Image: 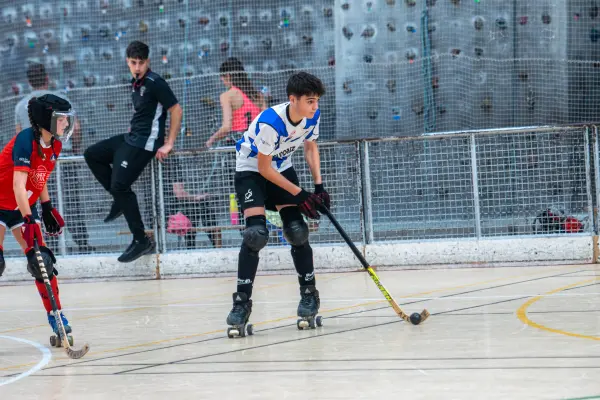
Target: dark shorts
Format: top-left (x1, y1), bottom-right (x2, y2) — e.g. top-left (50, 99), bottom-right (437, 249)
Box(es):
top-left (234, 167), bottom-right (299, 212)
top-left (0, 207), bottom-right (40, 231)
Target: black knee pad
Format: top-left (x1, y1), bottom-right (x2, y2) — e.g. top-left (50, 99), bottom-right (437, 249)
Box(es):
top-left (26, 246), bottom-right (57, 281)
top-left (242, 215), bottom-right (269, 252)
top-left (280, 207), bottom-right (309, 246)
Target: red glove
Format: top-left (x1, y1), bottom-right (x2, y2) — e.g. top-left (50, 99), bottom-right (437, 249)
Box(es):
top-left (21, 215), bottom-right (43, 250)
top-left (41, 201), bottom-right (65, 236)
top-left (294, 189), bottom-right (322, 220)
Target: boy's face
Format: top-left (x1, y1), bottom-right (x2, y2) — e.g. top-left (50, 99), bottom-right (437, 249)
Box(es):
top-left (127, 57), bottom-right (150, 79)
top-left (289, 94), bottom-right (320, 119)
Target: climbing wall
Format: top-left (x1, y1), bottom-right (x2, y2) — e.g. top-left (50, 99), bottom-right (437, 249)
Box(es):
top-left (568, 0), bottom-right (600, 123)
top-left (0, 0), bottom-right (336, 147)
top-left (334, 0), bottom-right (575, 139)
top-left (0, 0), bottom-right (598, 143)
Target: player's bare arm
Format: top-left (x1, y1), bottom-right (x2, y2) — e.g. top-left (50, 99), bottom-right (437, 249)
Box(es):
top-left (13, 170), bottom-right (33, 217)
top-left (156, 103), bottom-right (183, 162)
top-left (257, 152), bottom-right (302, 196)
top-left (303, 140), bottom-right (322, 185)
top-left (40, 182), bottom-right (51, 203)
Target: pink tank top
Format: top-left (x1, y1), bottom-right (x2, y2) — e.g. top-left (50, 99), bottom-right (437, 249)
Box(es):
top-left (231, 86), bottom-right (261, 132)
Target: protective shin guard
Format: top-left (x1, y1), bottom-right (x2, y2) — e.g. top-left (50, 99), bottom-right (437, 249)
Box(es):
top-left (35, 276), bottom-right (62, 313)
top-left (291, 243), bottom-right (316, 286)
top-left (237, 244), bottom-right (260, 298)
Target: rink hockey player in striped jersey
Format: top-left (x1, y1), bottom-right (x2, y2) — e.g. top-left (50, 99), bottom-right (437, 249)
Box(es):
top-left (226, 72), bottom-right (329, 337)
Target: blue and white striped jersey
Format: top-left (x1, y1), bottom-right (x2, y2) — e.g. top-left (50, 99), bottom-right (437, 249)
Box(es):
top-left (235, 102), bottom-right (320, 173)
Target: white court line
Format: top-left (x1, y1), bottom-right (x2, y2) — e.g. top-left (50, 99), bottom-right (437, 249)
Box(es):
top-left (0, 293), bottom-right (598, 314)
top-left (0, 292), bottom-right (600, 314)
top-left (0, 335), bottom-right (51, 387)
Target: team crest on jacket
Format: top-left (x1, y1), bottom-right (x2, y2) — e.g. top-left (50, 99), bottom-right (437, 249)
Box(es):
top-left (29, 165), bottom-right (51, 190)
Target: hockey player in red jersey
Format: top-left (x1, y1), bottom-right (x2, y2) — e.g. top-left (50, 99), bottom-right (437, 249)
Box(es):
top-left (0, 94), bottom-right (75, 341)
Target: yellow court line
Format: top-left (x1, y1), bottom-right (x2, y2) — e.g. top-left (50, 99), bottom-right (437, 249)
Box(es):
top-left (516, 277), bottom-right (600, 341)
top-left (0, 275), bottom-right (341, 335)
top-left (56, 266), bottom-right (592, 358)
top-left (0, 361), bottom-right (40, 372)
top-left (1, 266), bottom-right (593, 370)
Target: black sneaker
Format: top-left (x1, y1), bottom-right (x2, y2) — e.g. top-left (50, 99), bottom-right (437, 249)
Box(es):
top-left (104, 201), bottom-right (123, 223)
top-left (117, 237), bottom-right (155, 263)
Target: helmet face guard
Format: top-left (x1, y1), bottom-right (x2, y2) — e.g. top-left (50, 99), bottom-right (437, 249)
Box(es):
top-left (50, 110), bottom-right (76, 143)
top-left (29, 94), bottom-right (75, 143)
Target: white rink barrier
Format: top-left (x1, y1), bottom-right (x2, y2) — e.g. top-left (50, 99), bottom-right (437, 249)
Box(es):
top-left (0, 236), bottom-right (594, 282)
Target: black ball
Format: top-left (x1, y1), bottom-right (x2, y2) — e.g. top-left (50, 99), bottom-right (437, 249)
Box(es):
top-left (409, 312), bottom-right (422, 325)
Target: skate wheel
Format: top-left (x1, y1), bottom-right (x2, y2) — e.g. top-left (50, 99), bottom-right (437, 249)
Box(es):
top-left (297, 319), bottom-right (309, 330)
top-left (49, 335), bottom-right (57, 347)
top-left (227, 327), bottom-right (238, 338)
top-left (316, 316), bottom-right (323, 327)
top-left (309, 318), bottom-right (316, 329)
top-left (239, 325), bottom-right (246, 338)
top-left (246, 324), bottom-right (254, 336)
top-left (67, 336), bottom-right (74, 346)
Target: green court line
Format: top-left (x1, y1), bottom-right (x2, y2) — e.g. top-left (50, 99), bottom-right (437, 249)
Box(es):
top-left (563, 395), bottom-right (600, 400)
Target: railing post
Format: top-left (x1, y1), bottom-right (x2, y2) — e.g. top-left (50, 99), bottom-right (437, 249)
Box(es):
top-left (361, 141), bottom-right (374, 244)
top-left (584, 127), bottom-right (594, 234)
top-left (157, 161), bottom-right (167, 254)
top-left (593, 126), bottom-right (600, 235)
top-left (55, 160), bottom-right (67, 255)
top-left (470, 133), bottom-right (482, 238)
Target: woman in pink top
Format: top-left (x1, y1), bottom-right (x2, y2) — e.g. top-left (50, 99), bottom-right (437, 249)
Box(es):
top-left (205, 58), bottom-right (266, 148)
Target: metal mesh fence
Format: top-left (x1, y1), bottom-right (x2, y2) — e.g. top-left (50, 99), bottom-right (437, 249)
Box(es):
top-left (476, 128), bottom-right (590, 236)
top-left (366, 126), bottom-right (592, 242)
top-left (0, 126), bottom-right (590, 259)
top-left (160, 142), bottom-right (363, 253)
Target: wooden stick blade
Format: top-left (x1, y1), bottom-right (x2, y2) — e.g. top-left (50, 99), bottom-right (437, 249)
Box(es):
top-left (66, 343), bottom-right (90, 359)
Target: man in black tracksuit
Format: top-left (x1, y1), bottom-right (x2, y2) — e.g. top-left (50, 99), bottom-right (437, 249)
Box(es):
top-left (84, 40), bottom-right (183, 263)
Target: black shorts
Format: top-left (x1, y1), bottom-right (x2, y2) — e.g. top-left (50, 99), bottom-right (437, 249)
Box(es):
top-left (235, 167), bottom-right (299, 212)
top-left (0, 207), bottom-right (40, 231)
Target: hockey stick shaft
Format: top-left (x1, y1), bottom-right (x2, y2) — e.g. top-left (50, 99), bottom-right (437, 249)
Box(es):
top-left (320, 207), bottom-right (429, 323)
top-left (34, 240), bottom-right (89, 359)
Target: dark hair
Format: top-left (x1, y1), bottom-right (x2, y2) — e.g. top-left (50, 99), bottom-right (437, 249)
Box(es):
top-left (286, 72), bottom-right (325, 98)
top-left (26, 63), bottom-right (47, 89)
top-left (27, 97), bottom-right (45, 159)
top-left (219, 57), bottom-right (262, 104)
top-left (126, 40), bottom-right (150, 60)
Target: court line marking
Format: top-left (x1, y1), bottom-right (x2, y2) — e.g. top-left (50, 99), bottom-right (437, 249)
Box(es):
top-left (517, 277), bottom-right (600, 341)
top-left (19, 366), bottom-right (600, 377)
top-left (112, 274), bottom-right (589, 374)
top-left (2, 275), bottom-right (592, 378)
top-left (113, 276), bottom-right (600, 375)
top-left (1, 267), bottom-right (590, 372)
top-left (0, 335), bottom-right (51, 386)
top-left (0, 275), bottom-right (341, 335)
top-left (111, 293), bottom-right (585, 374)
top-left (58, 267), bottom-right (591, 359)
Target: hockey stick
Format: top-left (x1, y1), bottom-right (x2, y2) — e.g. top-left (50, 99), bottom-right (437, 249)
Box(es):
top-left (34, 240), bottom-right (90, 358)
top-left (320, 207), bottom-right (430, 325)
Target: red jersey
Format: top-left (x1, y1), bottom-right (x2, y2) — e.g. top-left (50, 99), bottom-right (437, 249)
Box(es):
top-left (231, 86), bottom-right (261, 132)
top-left (0, 128), bottom-right (62, 210)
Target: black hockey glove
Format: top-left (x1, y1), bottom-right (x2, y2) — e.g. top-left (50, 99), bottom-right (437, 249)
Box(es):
top-left (314, 184), bottom-right (330, 211)
top-left (293, 189), bottom-right (322, 220)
